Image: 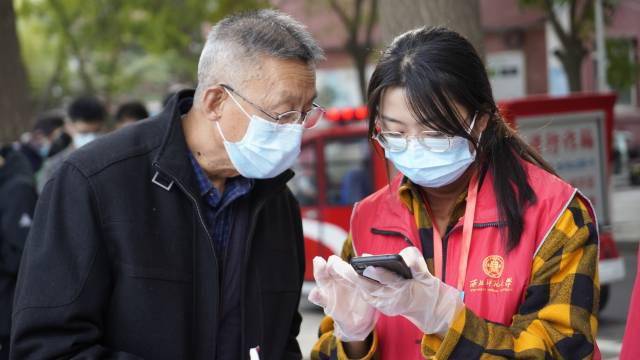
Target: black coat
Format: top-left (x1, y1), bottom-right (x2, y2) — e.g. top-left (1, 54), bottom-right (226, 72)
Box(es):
top-left (0, 146), bottom-right (37, 348)
top-left (10, 90), bottom-right (305, 360)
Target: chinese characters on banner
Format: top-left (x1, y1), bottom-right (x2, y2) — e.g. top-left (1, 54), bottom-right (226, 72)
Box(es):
top-left (517, 111), bottom-right (608, 224)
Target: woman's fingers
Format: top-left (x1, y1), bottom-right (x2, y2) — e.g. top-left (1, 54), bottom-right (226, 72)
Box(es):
top-left (326, 255), bottom-right (360, 285)
top-left (308, 286), bottom-right (328, 308)
top-left (362, 266), bottom-right (402, 285)
top-left (399, 246), bottom-right (430, 276)
top-left (313, 256), bottom-right (331, 287)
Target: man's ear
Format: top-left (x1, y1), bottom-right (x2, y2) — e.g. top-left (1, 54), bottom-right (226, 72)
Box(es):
top-left (200, 86), bottom-right (228, 121)
top-left (64, 121), bottom-right (76, 136)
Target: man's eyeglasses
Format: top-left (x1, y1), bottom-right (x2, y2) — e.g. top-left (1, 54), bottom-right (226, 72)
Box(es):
top-left (221, 84), bottom-right (324, 129)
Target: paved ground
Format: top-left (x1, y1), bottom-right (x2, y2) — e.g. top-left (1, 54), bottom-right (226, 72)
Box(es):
top-left (296, 185), bottom-right (640, 359)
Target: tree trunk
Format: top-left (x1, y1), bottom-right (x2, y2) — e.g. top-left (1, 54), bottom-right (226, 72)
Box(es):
top-left (379, 0), bottom-right (484, 57)
top-left (558, 53), bottom-right (584, 92)
top-left (555, 41), bottom-right (586, 92)
top-left (0, 0), bottom-right (32, 143)
top-left (353, 47), bottom-right (369, 104)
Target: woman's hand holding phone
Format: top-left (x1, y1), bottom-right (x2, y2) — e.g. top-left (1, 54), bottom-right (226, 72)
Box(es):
top-left (350, 247), bottom-right (464, 337)
top-left (308, 255), bottom-right (378, 342)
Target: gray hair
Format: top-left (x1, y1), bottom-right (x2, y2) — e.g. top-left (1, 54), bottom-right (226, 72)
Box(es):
top-left (195, 9), bottom-right (325, 101)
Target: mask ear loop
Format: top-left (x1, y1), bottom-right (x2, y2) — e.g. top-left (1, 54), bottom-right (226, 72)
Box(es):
top-left (467, 111), bottom-right (479, 134)
top-left (215, 120), bottom-right (229, 142)
top-left (216, 87), bottom-right (253, 143)
top-left (224, 88), bottom-right (253, 119)
top-left (467, 111), bottom-right (482, 154)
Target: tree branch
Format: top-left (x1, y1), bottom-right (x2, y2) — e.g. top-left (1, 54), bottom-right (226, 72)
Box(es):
top-left (544, 0), bottom-right (570, 46)
top-left (364, 0), bottom-right (378, 47)
top-left (575, 0), bottom-right (595, 33)
top-left (38, 43), bottom-right (66, 111)
top-left (48, 0), bottom-right (95, 94)
top-left (353, 0), bottom-right (364, 37)
top-left (327, 0), bottom-right (353, 30)
top-left (569, 0), bottom-right (577, 36)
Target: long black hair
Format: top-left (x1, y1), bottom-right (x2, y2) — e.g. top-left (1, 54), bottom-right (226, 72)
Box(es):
top-left (367, 26), bottom-right (554, 251)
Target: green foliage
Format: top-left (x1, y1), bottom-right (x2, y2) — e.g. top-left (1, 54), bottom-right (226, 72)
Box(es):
top-left (14, 0), bottom-right (268, 109)
top-left (518, 0), bottom-right (620, 92)
top-left (606, 38), bottom-right (639, 91)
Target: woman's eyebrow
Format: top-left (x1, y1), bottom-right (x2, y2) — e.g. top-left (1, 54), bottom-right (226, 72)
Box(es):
top-left (379, 114), bottom-right (405, 124)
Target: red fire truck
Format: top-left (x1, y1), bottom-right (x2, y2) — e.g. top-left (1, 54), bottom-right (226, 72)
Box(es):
top-left (290, 93), bottom-right (625, 309)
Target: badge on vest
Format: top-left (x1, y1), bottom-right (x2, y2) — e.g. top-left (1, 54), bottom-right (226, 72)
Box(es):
top-left (483, 255), bottom-right (504, 278)
top-left (468, 255), bottom-right (514, 293)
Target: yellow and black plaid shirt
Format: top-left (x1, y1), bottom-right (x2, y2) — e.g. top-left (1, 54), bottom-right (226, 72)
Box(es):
top-left (312, 178), bottom-right (599, 360)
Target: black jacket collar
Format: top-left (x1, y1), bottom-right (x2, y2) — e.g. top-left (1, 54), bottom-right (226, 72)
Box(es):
top-left (152, 90), bottom-right (294, 198)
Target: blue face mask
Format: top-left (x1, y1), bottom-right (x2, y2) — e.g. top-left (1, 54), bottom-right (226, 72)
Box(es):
top-left (73, 132), bottom-right (99, 149)
top-left (217, 89), bottom-right (304, 179)
top-left (38, 142), bottom-right (51, 158)
top-left (385, 114), bottom-right (479, 188)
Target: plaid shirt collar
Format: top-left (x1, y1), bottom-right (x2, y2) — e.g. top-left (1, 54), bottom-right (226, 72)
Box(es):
top-left (187, 152), bottom-right (253, 208)
top-left (398, 177), bottom-right (468, 229)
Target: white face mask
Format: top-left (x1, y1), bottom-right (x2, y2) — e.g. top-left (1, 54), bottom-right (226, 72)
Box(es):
top-left (73, 132), bottom-right (99, 149)
top-left (385, 113), bottom-right (480, 188)
top-left (217, 89), bottom-right (304, 179)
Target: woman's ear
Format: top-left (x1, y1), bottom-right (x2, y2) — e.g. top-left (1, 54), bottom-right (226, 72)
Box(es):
top-left (473, 112), bottom-right (490, 140)
top-left (478, 113), bottom-right (489, 132)
top-left (200, 86), bottom-right (227, 121)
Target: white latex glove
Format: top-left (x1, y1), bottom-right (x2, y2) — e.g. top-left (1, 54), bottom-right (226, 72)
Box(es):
top-left (308, 255), bottom-right (378, 342)
top-left (354, 247), bottom-right (464, 337)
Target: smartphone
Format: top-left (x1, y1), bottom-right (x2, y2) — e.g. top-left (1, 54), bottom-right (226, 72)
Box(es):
top-left (350, 254), bottom-right (413, 280)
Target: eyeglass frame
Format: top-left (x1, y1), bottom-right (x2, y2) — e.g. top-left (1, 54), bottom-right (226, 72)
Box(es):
top-left (372, 111), bottom-right (479, 153)
top-left (220, 84), bottom-right (324, 128)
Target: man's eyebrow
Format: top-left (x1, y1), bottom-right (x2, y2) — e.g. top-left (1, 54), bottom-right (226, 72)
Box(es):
top-left (273, 92), bottom-right (317, 110)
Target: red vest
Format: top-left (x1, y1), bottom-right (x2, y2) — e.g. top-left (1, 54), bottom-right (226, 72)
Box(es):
top-left (350, 162), bottom-right (600, 359)
top-left (620, 246), bottom-right (640, 359)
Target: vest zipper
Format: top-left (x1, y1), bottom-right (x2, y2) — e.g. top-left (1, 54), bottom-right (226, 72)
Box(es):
top-left (369, 221), bottom-right (504, 282)
top-left (474, 221), bottom-right (506, 228)
top-left (370, 228), bottom-right (416, 247)
top-left (438, 221), bottom-right (505, 281)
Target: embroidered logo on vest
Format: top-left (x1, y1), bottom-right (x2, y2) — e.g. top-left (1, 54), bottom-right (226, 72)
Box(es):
top-left (482, 255), bottom-right (504, 278)
top-left (468, 255), bottom-right (512, 294)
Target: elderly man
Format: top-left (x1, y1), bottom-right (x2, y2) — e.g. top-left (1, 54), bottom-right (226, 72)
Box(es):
top-left (11, 10), bottom-right (324, 360)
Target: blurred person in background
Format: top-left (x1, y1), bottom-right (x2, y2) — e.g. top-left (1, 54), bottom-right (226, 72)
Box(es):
top-left (0, 145), bottom-right (37, 360)
top-left (46, 131), bottom-right (72, 159)
top-left (16, 113), bottom-right (65, 173)
top-left (10, 9), bottom-right (324, 360)
top-left (38, 96), bottom-right (106, 191)
top-left (310, 27), bottom-right (600, 360)
top-left (114, 101), bottom-right (149, 129)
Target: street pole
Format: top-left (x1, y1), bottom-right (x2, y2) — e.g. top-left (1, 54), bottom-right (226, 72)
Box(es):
top-left (595, 0), bottom-right (608, 92)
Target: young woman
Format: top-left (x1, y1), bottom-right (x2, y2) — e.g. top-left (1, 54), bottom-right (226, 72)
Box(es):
top-left (310, 26), bottom-right (600, 359)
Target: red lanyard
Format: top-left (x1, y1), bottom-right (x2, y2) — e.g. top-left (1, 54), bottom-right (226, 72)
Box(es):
top-left (423, 172), bottom-right (479, 291)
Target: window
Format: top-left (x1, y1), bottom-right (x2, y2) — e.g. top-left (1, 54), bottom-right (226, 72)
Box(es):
top-left (324, 137), bottom-right (373, 205)
top-left (289, 143), bottom-right (318, 206)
